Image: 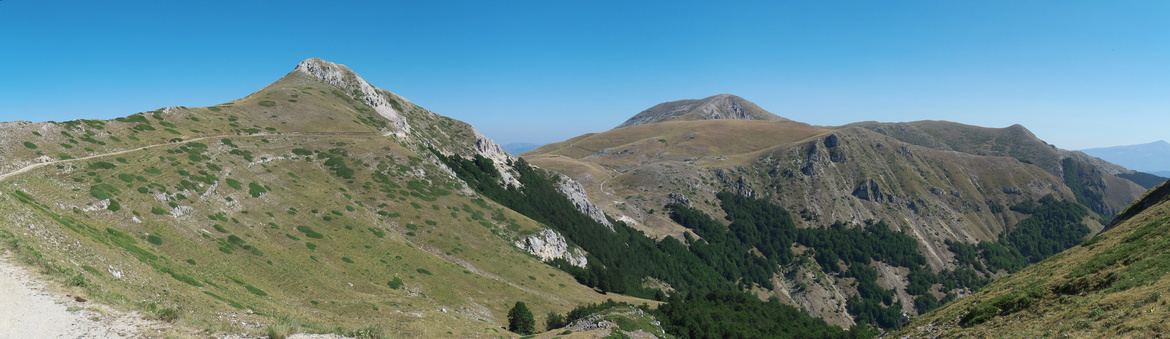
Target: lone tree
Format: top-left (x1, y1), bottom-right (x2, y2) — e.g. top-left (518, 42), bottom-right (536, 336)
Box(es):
top-left (508, 302), bottom-right (535, 334)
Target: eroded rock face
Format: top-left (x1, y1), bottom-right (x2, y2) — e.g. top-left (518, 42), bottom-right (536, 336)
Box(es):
top-left (470, 128), bottom-right (520, 187)
top-left (557, 176), bottom-right (614, 231)
top-left (715, 168), bottom-right (756, 197)
top-left (852, 179), bottom-right (891, 203)
top-left (824, 134), bottom-right (841, 148)
top-left (514, 229), bottom-right (588, 268)
top-left (801, 143), bottom-right (821, 176)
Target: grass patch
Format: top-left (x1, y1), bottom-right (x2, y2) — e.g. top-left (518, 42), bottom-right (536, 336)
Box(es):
top-left (249, 182), bottom-right (268, 197)
top-left (266, 316), bottom-right (300, 339)
top-left (296, 226), bottom-right (324, 239)
top-left (155, 307), bottom-right (180, 322)
top-left (959, 287), bottom-right (1045, 327)
top-left (246, 284), bottom-right (268, 297)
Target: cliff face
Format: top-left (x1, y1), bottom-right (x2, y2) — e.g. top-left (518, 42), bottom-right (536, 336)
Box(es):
top-left (557, 175), bottom-right (614, 230)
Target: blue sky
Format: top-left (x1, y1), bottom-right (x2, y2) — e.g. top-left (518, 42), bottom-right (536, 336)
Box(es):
top-left (1, 1), bottom-right (1167, 149)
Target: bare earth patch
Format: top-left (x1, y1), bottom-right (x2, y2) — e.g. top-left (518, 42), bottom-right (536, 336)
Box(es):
top-left (0, 250), bottom-right (169, 338)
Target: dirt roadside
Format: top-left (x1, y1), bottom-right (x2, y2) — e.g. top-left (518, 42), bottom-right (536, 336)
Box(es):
top-left (0, 250), bottom-right (172, 338)
top-left (0, 249), bottom-right (350, 338)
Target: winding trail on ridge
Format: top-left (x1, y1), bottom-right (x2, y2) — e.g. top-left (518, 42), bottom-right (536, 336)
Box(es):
top-left (0, 132), bottom-right (380, 183)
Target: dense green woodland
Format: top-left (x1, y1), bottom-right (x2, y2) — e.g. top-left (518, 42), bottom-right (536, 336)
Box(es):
top-left (1117, 171), bottom-right (1168, 190)
top-left (1061, 158), bottom-right (1109, 216)
top-left (439, 153), bottom-right (1095, 335)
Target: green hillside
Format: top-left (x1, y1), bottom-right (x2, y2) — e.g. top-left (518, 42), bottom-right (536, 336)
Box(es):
top-left (524, 96), bottom-right (1146, 329)
top-left (0, 59), bottom-right (648, 337)
top-left (893, 180), bottom-right (1170, 337)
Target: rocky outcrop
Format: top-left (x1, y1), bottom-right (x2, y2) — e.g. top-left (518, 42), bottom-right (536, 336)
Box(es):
top-left (853, 179), bottom-right (892, 203)
top-left (557, 176), bottom-right (613, 230)
top-left (295, 59), bottom-right (521, 187)
top-left (715, 168), bottom-right (756, 197)
top-left (514, 229), bottom-right (588, 268)
top-left (825, 134), bottom-right (848, 163)
top-left (824, 134), bottom-right (841, 148)
top-left (471, 128), bottom-right (520, 187)
top-left (294, 58), bottom-right (412, 139)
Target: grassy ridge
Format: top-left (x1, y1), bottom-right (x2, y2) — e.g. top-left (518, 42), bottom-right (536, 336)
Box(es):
top-left (0, 65), bottom-right (645, 336)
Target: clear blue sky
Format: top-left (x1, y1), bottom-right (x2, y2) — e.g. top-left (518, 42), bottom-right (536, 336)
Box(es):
top-left (1, 1), bottom-right (1167, 149)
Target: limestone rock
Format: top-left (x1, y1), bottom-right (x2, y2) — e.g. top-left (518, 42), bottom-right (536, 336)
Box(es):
top-left (557, 176), bottom-right (613, 231)
top-left (514, 229), bottom-right (588, 268)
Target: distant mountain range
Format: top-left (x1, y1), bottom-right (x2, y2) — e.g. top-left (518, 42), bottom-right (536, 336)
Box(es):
top-left (1081, 140), bottom-right (1170, 175)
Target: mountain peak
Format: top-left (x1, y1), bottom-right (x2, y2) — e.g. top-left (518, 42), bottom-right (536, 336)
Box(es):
top-left (295, 58), bottom-right (359, 85)
top-left (288, 58), bottom-right (412, 137)
top-left (616, 94), bottom-right (788, 128)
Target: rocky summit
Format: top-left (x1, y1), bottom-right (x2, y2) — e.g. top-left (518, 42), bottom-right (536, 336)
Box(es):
top-left (615, 93), bottom-right (789, 128)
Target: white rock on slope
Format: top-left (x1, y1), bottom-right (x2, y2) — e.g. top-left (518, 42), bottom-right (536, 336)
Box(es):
top-left (514, 229), bottom-right (588, 268)
top-left (557, 176), bottom-right (614, 231)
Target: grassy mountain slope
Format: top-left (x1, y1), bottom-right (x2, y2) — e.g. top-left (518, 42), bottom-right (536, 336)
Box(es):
top-left (892, 180), bottom-right (1170, 337)
top-left (0, 59), bottom-right (644, 337)
top-left (525, 119), bottom-right (827, 239)
top-left (848, 120), bottom-right (1147, 216)
top-left (523, 97), bottom-right (1144, 328)
top-left (615, 93), bottom-right (789, 128)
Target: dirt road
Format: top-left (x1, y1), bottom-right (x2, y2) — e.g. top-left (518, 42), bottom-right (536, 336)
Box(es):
top-left (0, 251), bottom-right (164, 338)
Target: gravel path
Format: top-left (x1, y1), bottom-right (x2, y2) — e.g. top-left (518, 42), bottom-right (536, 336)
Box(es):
top-left (0, 251), bottom-right (165, 338)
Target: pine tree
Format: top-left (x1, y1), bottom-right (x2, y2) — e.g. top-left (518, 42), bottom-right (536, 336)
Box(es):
top-left (508, 302), bottom-right (535, 334)
top-left (546, 311), bottom-right (566, 331)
